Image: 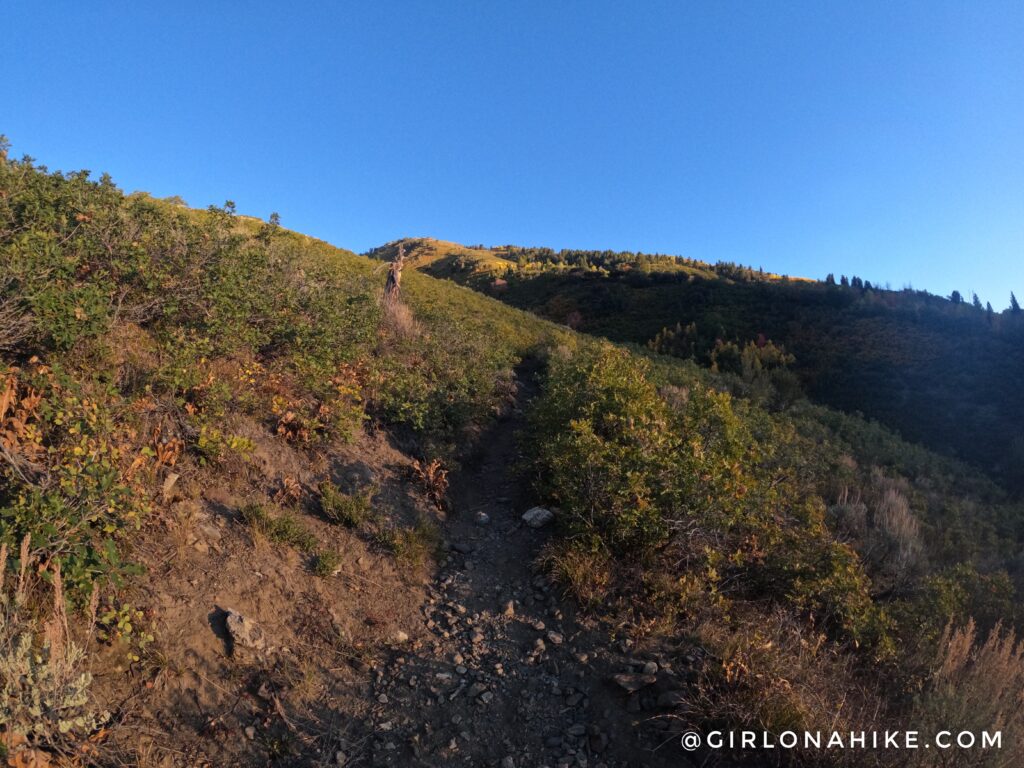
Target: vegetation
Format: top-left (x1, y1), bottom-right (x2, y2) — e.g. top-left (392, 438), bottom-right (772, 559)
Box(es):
top-left (318, 481), bottom-right (374, 529)
top-left (528, 341), bottom-right (1024, 757)
top-left (3, 141), bottom-right (1023, 764)
top-left (381, 238), bottom-right (1024, 492)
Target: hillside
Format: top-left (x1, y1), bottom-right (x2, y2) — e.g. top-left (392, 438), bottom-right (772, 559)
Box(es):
top-left (374, 239), bottom-right (1024, 491)
top-left (2, 145), bottom-right (1024, 767)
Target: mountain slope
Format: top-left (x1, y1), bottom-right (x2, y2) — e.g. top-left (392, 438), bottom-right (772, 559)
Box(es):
top-left (2, 147), bottom-right (1024, 766)
top-left (376, 238), bottom-right (1024, 489)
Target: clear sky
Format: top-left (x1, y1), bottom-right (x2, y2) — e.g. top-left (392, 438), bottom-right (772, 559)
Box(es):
top-left (3, 1), bottom-right (1022, 306)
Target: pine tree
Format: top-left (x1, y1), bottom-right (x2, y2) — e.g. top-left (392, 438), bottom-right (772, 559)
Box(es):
top-left (950, 290), bottom-right (963, 304)
top-left (1012, 293), bottom-right (1021, 314)
top-left (972, 293), bottom-right (983, 310)
top-left (825, 273), bottom-right (836, 285)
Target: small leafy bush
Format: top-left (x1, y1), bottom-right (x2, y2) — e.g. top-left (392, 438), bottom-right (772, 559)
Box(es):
top-left (319, 481), bottom-right (373, 528)
top-left (312, 550), bottom-right (341, 578)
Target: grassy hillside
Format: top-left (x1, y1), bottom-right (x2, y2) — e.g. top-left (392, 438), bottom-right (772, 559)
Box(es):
top-left (2, 144), bottom-right (1024, 765)
top-left (377, 239), bottom-right (1024, 491)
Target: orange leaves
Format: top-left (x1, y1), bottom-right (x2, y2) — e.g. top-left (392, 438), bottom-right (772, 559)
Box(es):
top-left (274, 407), bottom-right (309, 443)
top-left (1, 366), bottom-right (46, 470)
top-left (273, 476), bottom-right (302, 506)
top-left (126, 425), bottom-right (182, 482)
top-left (0, 724), bottom-right (109, 767)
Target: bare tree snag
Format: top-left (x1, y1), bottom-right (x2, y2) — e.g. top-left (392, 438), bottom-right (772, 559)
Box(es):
top-left (384, 244), bottom-right (405, 304)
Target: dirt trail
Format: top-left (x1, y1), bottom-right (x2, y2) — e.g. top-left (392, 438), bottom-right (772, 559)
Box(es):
top-left (99, 363), bottom-right (699, 767)
top-left (360, 363), bottom-right (692, 768)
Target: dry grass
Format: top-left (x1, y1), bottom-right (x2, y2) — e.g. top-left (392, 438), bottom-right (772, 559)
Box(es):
top-left (380, 298), bottom-right (419, 339)
top-left (907, 619), bottom-right (1024, 767)
top-left (539, 541), bottom-right (612, 607)
top-left (375, 517), bottom-right (441, 569)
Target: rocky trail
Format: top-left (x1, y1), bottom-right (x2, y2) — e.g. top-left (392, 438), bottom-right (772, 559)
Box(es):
top-left (100, 364), bottom-right (704, 768)
top-left (357, 365), bottom-right (696, 768)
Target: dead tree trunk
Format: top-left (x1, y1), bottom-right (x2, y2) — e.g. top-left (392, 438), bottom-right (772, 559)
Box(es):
top-left (384, 244), bottom-right (404, 304)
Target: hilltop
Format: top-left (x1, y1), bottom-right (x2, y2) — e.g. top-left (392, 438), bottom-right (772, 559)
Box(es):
top-left (2, 145), bottom-right (1024, 767)
top-left (374, 238), bottom-right (1024, 491)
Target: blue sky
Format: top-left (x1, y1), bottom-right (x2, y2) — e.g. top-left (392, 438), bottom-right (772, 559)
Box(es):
top-left (3, 1), bottom-right (1022, 306)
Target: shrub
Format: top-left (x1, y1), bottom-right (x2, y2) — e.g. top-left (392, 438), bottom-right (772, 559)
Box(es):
top-left (411, 459), bottom-right (448, 511)
top-left (1, 362), bottom-right (148, 598)
top-left (376, 518), bottom-right (441, 568)
top-left (0, 539), bottom-right (108, 755)
top-left (319, 481), bottom-right (373, 528)
top-left (312, 550), bottom-right (341, 578)
top-left (238, 502), bottom-right (318, 553)
top-left (528, 344), bottom-right (678, 555)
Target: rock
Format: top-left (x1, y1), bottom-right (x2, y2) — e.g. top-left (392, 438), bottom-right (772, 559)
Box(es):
top-left (393, 630), bottom-right (410, 643)
top-left (475, 511), bottom-right (491, 526)
top-left (656, 690), bottom-right (689, 708)
top-left (468, 682), bottom-right (488, 698)
top-left (451, 541), bottom-right (475, 554)
top-left (522, 506), bottom-right (555, 528)
top-left (470, 630), bottom-right (485, 644)
top-left (547, 631), bottom-right (564, 645)
top-left (244, 725), bottom-right (256, 740)
top-left (501, 758), bottom-right (516, 768)
top-left (611, 673), bottom-right (657, 693)
top-left (589, 732), bottom-right (609, 752)
top-left (502, 600), bottom-right (516, 617)
top-left (566, 724), bottom-right (586, 737)
top-left (377, 693), bottom-right (389, 704)
top-left (225, 609), bottom-right (266, 653)
top-left (343, 464), bottom-right (376, 491)
top-left (335, 751), bottom-right (348, 766)
top-left (161, 471), bottom-right (180, 503)
top-left (641, 660), bottom-right (658, 675)
top-left (479, 690), bottom-right (494, 704)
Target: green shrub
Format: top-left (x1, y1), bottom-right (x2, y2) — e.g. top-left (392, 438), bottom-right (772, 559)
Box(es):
top-left (319, 481), bottom-right (373, 528)
top-left (238, 502), bottom-right (318, 553)
top-left (528, 344), bottom-right (678, 555)
top-left (312, 550), bottom-right (341, 578)
top-left (375, 518), bottom-right (441, 568)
